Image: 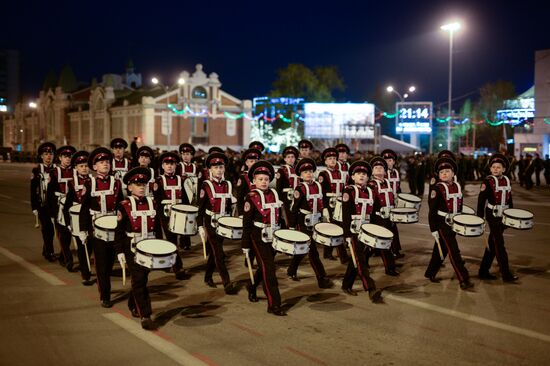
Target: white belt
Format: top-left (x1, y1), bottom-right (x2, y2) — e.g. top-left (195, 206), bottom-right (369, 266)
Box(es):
top-left (300, 208), bottom-right (314, 215)
top-left (90, 210), bottom-right (115, 218)
top-left (254, 222), bottom-right (280, 229)
top-left (487, 203), bottom-right (509, 210)
top-left (54, 192), bottom-right (65, 197)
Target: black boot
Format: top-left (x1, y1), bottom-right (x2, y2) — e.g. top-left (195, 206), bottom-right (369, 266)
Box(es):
top-left (247, 284), bottom-right (259, 302)
top-left (267, 305), bottom-right (287, 316)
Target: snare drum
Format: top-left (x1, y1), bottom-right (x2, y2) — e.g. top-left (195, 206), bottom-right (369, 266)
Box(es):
top-left (358, 224), bottom-right (394, 249)
top-left (312, 223), bottom-right (344, 247)
top-left (57, 196), bottom-right (67, 226)
top-left (168, 204), bottom-right (199, 235)
top-left (389, 208), bottom-right (419, 223)
top-left (396, 193), bottom-right (422, 210)
top-left (93, 215), bottom-right (117, 242)
top-left (272, 229), bottom-right (310, 255)
top-left (69, 204), bottom-right (81, 236)
top-left (332, 197), bottom-right (343, 222)
top-left (502, 208), bottom-right (534, 230)
top-left (216, 216), bottom-right (243, 240)
top-left (462, 205), bottom-right (475, 215)
top-left (135, 239), bottom-right (177, 269)
top-left (452, 214), bottom-right (485, 237)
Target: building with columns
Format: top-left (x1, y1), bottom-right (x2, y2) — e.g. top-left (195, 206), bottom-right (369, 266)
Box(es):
top-left (3, 63), bottom-right (252, 152)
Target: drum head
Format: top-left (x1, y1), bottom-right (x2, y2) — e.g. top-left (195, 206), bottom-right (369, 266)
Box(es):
top-left (172, 204), bottom-right (199, 213)
top-left (503, 208), bottom-right (533, 219)
top-left (274, 229), bottom-right (310, 242)
top-left (314, 223), bottom-right (344, 237)
top-left (360, 224), bottom-right (393, 239)
top-left (391, 208), bottom-right (417, 214)
top-left (94, 215), bottom-right (117, 229)
top-left (453, 214), bottom-right (484, 226)
top-left (398, 193), bottom-right (421, 203)
top-left (137, 239), bottom-right (177, 255)
top-left (462, 205), bottom-right (475, 215)
top-left (69, 204), bottom-right (81, 213)
top-left (218, 216), bottom-right (243, 228)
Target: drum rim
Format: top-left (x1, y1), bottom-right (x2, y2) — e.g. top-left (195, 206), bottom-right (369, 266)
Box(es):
top-left (398, 193), bottom-right (422, 202)
top-left (313, 223), bottom-right (344, 237)
top-left (69, 205), bottom-right (81, 213)
top-left (171, 204), bottom-right (199, 213)
top-left (93, 215), bottom-right (117, 230)
top-left (360, 224), bottom-right (393, 239)
top-left (502, 208), bottom-right (534, 220)
top-left (273, 230), bottom-right (310, 244)
top-left (136, 240), bottom-right (177, 256)
top-left (390, 208), bottom-right (418, 214)
top-left (453, 214), bottom-right (485, 226)
top-left (217, 217), bottom-right (243, 229)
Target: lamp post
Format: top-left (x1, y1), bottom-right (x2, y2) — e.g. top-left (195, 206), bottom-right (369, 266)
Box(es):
top-left (386, 85), bottom-right (416, 141)
top-left (441, 21), bottom-right (461, 151)
top-left (152, 77), bottom-right (184, 151)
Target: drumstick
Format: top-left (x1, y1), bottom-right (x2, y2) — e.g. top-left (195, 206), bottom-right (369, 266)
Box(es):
top-left (348, 239), bottom-right (358, 268)
top-left (434, 235), bottom-right (444, 261)
top-left (122, 264), bottom-right (126, 286)
top-left (34, 214), bottom-right (40, 228)
top-left (245, 251), bottom-right (255, 285)
top-left (199, 229), bottom-right (207, 259)
top-left (83, 238), bottom-right (92, 273)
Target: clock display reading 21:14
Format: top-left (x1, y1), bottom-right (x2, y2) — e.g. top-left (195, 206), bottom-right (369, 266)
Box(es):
top-left (399, 107), bottom-right (430, 120)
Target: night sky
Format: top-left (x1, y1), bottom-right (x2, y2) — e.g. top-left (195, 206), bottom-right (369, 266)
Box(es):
top-left (3, 0), bottom-right (549, 107)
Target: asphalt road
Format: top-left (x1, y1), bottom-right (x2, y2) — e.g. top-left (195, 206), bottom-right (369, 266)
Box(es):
top-left (1, 162), bottom-right (549, 366)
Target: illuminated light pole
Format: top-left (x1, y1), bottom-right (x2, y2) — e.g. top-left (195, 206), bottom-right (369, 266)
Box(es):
top-left (151, 77), bottom-right (183, 151)
top-left (386, 85), bottom-right (416, 141)
top-left (441, 21), bottom-right (461, 151)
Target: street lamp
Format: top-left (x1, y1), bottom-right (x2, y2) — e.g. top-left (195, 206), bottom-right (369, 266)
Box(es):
top-left (441, 21), bottom-right (461, 151)
top-left (150, 76), bottom-right (176, 151)
top-left (28, 102), bottom-right (37, 109)
top-left (386, 85), bottom-right (416, 140)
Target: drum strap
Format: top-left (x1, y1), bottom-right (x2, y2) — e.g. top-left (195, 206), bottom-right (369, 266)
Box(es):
top-left (39, 164), bottom-right (51, 204)
top-left (143, 168), bottom-right (155, 197)
top-left (490, 175), bottom-right (511, 210)
top-left (337, 161), bottom-right (349, 183)
top-left (352, 185), bottom-right (373, 219)
top-left (56, 166), bottom-right (73, 193)
top-left (374, 179), bottom-right (393, 208)
top-left (205, 179), bottom-right (233, 215)
top-left (327, 168), bottom-right (345, 197)
top-left (303, 181), bottom-right (322, 215)
top-left (388, 169), bottom-right (400, 194)
top-left (161, 175), bottom-right (182, 205)
top-left (112, 158), bottom-right (129, 175)
top-left (439, 182), bottom-right (462, 214)
top-left (129, 196), bottom-right (156, 240)
top-left (284, 165), bottom-right (299, 189)
top-left (91, 176), bottom-right (115, 214)
top-left (180, 162), bottom-right (197, 177)
top-left (72, 170), bottom-right (91, 192)
top-left (253, 189), bottom-right (282, 228)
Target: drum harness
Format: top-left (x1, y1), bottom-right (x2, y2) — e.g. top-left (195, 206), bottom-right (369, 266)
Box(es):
top-left (180, 162), bottom-right (198, 203)
top-left (436, 182), bottom-right (463, 226)
top-left (38, 164), bottom-right (52, 206)
top-left (160, 174), bottom-right (182, 217)
top-left (373, 179), bottom-right (394, 219)
top-left (282, 165), bottom-right (299, 201)
top-left (252, 188), bottom-right (282, 242)
top-left (204, 179), bottom-right (233, 227)
top-left (298, 181), bottom-right (323, 227)
top-left (486, 175), bottom-right (511, 218)
top-left (388, 168), bottom-right (400, 194)
top-left (90, 176), bottom-right (116, 218)
top-left (326, 168), bottom-right (345, 208)
top-left (143, 168), bottom-right (156, 197)
top-left (337, 161), bottom-right (349, 183)
top-left (350, 185), bottom-right (373, 234)
top-left (112, 158), bottom-right (129, 178)
top-left (126, 196), bottom-right (156, 252)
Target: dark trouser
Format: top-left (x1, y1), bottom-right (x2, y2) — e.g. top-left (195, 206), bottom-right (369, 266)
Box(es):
top-left (160, 215), bottom-right (183, 273)
top-left (56, 223), bottom-right (73, 266)
top-left (408, 177), bottom-right (416, 195)
top-left (180, 235), bottom-right (191, 249)
top-left (425, 228), bottom-right (470, 283)
top-left (544, 173), bottom-right (550, 186)
top-left (368, 218), bottom-right (396, 272)
top-left (124, 247), bottom-right (152, 317)
top-left (287, 226), bottom-right (327, 281)
top-left (524, 173), bottom-right (534, 189)
top-left (535, 170), bottom-right (542, 186)
top-left (250, 230), bottom-right (281, 309)
top-left (93, 237), bottom-right (116, 302)
top-left (416, 178), bottom-right (425, 196)
top-left (75, 236), bottom-right (93, 280)
top-left (204, 220), bottom-right (230, 286)
top-left (389, 222), bottom-right (401, 254)
top-left (38, 207), bottom-right (55, 256)
top-left (342, 236), bottom-right (375, 291)
top-left (479, 217), bottom-right (512, 277)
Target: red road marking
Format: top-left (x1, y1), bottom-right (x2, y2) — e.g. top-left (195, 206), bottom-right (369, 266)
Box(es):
top-left (229, 321), bottom-right (264, 337)
top-left (284, 346), bottom-right (328, 366)
top-left (474, 342), bottom-right (527, 360)
top-left (190, 352), bottom-right (219, 366)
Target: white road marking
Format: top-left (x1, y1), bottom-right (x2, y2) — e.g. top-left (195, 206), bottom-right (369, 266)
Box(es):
top-left (103, 313), bottom-right (209, 366)
top-left (0, 246), bottom-right (65, 286)
top-left (386, 294), bottom-right (550, 343)
top-left (21, 200), bottom-right (31, 205)
top-left (0, 193), bottom-right (12, 199)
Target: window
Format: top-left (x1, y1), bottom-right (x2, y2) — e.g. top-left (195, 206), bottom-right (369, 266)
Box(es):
top-left (192, 86), bottom-right (207, 99)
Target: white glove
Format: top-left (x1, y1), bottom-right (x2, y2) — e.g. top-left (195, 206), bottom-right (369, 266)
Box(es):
top-left (32, 210), bottom-right (38, 216)
top-left (242, 248), bottom-right (250, 255)
top-left (198, 226), bottom-right (205, 238)
top-left (431, 231), bottom-right (440, 241)
top-left (322, 208), bottom-right (330, 222)
top-left (345, 237), bottom-right (352, 247)
top-left (117, 253), bottom-right (126, 265)
top-left (67, 225), bottom-right (72, 232)
top-left (51, 218), bottom-right (55, 224)
top-left (78, 232), bottom-right (88, 242)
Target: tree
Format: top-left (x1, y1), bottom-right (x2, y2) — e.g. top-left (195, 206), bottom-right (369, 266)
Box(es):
top-left (57, 65), bottom-right (78, 93)
top-left (42, 70), bottom-right (57, 91)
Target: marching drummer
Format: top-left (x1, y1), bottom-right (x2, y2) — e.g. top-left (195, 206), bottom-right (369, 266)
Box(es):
top-left (63, 151), bottom-right (95, 286)
top-left (110, 138), bottom-right (131, 180)
top-left (428, 150), bottom-right (457, 193)
top-left (298, 139), bottom-right (313, 160)
top-left (197, 152), bottom-right (238, 294)
top-left (287, 158), bottom-right (333, 288)
top-left (236, 148), bottom-right (262, 216)
top-left (276, 146), bottom-right (299, 228)
top-left (47, 145), bottom-right (76, 271)
top-left (367, 157), bottom-right (399, 276)
top-left (335, 143), bottom-right (351, 184)
top-left (382, 149), bottom-right (403, 258)
top-left (341, 161), bottom-right (382, 302)
top-left (476, 153), bottom-right (519, 283)
top-left (424, 157), bottom-right (473, 290)
top-left (198, 146), bottom-right (225, 188)
top-left (242, 161), bottom-right (286, 316)
top-left (133, 146), bottom-right (156, 197)
top-left (318, 147), bottom-right (349, 263)
top-left (176, 143), bottom-right (199, 250)
top-left (80, 147), bottom-right (124, 308)
top-left (115, 167), bottom-right (161, 330)
top-left (249, 141), bottom-right (265, 153)
top-left (154, 152), bottom-right (188, 280)
top-left (31, 142), bottom-right (57, 262)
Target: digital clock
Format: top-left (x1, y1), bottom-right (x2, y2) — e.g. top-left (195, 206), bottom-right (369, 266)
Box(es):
top-left (395, 101), bottom-right (433, 134)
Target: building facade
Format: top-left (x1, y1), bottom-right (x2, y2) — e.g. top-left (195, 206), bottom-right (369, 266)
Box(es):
top-left (3, 64), bottom-right (252, 152)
